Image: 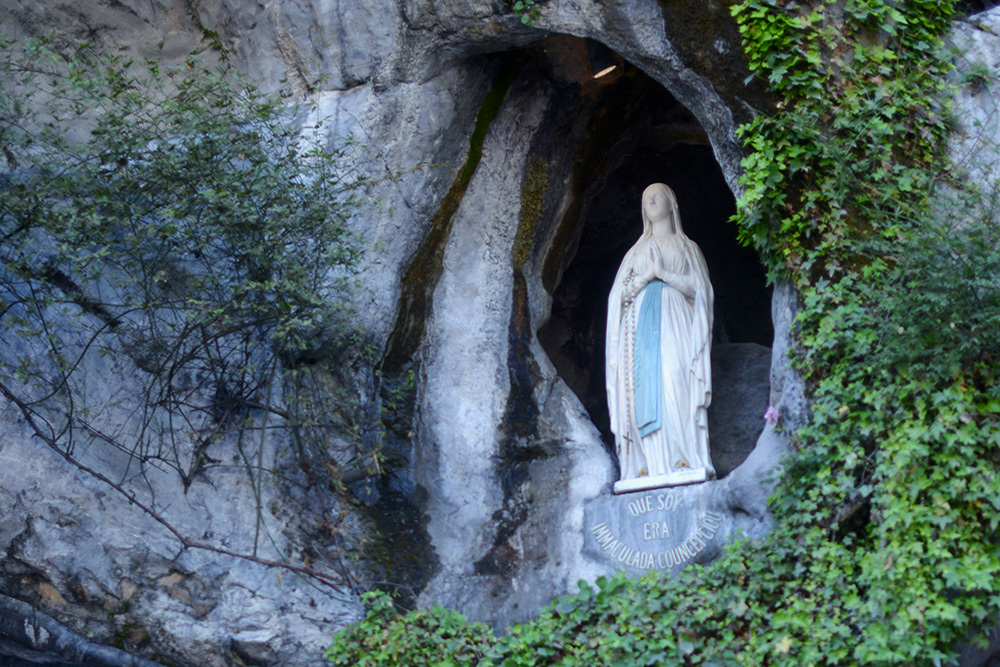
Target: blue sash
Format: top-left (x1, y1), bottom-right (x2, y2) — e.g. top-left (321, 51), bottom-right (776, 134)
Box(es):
top-left (634, 281), bottom-right (663, 437)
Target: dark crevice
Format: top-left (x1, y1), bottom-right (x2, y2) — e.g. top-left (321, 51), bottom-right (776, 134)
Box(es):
top-left (474, 273), bottom-right (543, 578)
top-left (957, 0), bottom-right (1000, 16)
top-left (540, 64), bottom-right (653, 294)
top-left (359, 483), bottom-right (440, 610)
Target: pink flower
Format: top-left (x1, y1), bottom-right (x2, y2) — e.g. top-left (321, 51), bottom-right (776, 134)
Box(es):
top-left (764, 406), bottom-right (780, 426)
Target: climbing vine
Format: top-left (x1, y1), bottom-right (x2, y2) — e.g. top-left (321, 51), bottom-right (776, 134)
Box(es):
top-left (732, 0), bottom-right (1000, 662)
top-left (327, 1), bottom-right (1000, 665)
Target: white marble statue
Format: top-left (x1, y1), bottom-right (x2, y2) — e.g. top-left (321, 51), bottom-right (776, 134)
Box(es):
top-left (606, 183), bottom-right (715, 494)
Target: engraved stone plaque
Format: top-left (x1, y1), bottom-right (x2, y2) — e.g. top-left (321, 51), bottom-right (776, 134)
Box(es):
top-left (583, 487), bottom-right (725, 575)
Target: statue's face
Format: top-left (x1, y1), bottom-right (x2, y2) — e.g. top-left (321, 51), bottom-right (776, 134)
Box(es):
top-left (643, 185), bottom-right (674, 230)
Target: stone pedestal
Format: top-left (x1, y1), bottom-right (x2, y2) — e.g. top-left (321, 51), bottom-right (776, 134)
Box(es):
top-left (612, 467), bottom-right (709, 494)
top-left (583, 486), bottom-right (726, 575)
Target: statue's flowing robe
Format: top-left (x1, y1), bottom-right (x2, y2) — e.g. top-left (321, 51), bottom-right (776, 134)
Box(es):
top-left (606, 234), bottom-right (714, 481)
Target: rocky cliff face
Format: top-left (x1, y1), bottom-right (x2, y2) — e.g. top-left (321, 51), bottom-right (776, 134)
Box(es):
top-left (4, 0), bottom-right (996, 664)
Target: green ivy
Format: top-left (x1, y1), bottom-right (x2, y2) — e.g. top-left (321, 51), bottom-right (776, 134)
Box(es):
top-left (733, 0), bottom-right (1000, 662)
top-left (325, 592), bottom-right (496, 667)
top-left (328, 1), bottom-right (1000, 665)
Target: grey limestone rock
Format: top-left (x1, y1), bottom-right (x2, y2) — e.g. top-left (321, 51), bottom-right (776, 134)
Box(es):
top-left (951, 10), bottom-right (1000, 192)
top-left (949, 11), bottom-right (1000, 665)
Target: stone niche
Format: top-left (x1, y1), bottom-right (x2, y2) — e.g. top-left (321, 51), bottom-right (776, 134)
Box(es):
top-left (537, 53), bottom-right (773, 481)
top-left (409, 36), bottom-right (789, 625)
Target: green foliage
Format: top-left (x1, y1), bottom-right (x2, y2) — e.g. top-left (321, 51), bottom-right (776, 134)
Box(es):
top-left (509, 0), bottom-right (542, 25)
top-left (325, 592), bottom-right (496, 667)
top-left (773, 196), bottom-right (1000, 662)
top-left (494, 571), bottom-right (755, 666)
top-left (731, 0), bottom-right (954, 282)
top-left (729, 0), bottom-right (1000, 662)
top-left (328, 1), bottom-right (1000, 665)
top-left (0, 38), bottom-right (360, 491)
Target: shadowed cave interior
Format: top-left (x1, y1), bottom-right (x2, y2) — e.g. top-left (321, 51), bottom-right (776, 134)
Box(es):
top-left (536, 46), bottom-right (773, 479)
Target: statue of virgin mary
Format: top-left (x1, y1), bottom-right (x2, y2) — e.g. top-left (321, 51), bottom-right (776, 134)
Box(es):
top-left (606, 183), bottom-right (715, 494)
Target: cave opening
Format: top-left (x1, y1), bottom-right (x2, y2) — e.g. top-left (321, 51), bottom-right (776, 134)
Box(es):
top-left (535, 40), bottom-right (773, 479)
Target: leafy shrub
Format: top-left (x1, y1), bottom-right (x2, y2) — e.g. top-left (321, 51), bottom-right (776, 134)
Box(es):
top-left (325, 592), bottom-right (496, 667)
top-left (0, 34), bottom-right (363, 569)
